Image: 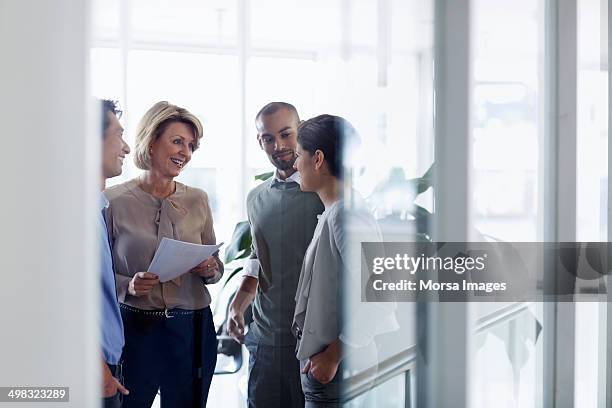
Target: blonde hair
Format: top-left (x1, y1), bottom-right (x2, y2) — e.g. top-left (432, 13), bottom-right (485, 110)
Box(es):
top-left (133, 101), bottom-right (204, 170)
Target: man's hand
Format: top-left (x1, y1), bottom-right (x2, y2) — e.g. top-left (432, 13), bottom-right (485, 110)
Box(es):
top-left (102, 360), bottom-right (129, 398)
top-left (191, 256), bottom-right (219, 279)
top-left (302, 341), bottom-right (342, 384)
top-left (128, 272), bottom-right (159, 297)
top-left (226, 276), bottom-right (258, 343)
top-left (228, 307), bottom-right (246, 343)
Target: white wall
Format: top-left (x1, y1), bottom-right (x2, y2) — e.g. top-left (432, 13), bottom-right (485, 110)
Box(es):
top-left (0, 1), bottom-right (97, 406)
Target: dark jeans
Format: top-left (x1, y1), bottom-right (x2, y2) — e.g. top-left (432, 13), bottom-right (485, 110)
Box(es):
top-left (245, 332), bottom-right (304, 408)
top-left (103, 363), bottom-right (123, 408)
top-left (120, 306), bottom-right (217, 408)
top-left (299, 359), bottom-right (342, 408)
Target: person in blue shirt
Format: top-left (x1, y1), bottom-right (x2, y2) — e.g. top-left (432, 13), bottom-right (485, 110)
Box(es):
top-left (99, 99), bottom-right (131, 407)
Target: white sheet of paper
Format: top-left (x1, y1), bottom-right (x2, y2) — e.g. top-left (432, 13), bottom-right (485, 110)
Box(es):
top-left (148, 237), bottom-right (224, 283)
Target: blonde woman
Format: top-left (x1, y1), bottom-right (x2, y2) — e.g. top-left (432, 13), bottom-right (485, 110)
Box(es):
top-left (105, 101), bottom-right (223, 407)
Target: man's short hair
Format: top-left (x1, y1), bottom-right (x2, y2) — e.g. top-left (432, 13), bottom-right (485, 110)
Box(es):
top-left (255, 102), bottom-right (299, 129)
top-left (100, 99), bottom-right (122, 138)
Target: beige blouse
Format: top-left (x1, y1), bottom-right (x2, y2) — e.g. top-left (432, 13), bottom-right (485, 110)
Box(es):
top-left (104, 178), bottom-right (223, 310)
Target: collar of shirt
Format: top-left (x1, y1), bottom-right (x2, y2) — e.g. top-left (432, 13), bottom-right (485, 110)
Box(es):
top-left (99, 192), bottom-right (109, 212)
top-left (273, 170), bottom-right (301, 185)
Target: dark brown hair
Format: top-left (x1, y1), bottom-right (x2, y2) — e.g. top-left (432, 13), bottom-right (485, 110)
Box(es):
top-left (100, 99), bottom-right (122, 138)
top-left (297, 114), bottom-right (357, 180)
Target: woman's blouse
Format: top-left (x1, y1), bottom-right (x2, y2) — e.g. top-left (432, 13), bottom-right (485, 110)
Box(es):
top-left (105, 178), bottom-right (223, 311)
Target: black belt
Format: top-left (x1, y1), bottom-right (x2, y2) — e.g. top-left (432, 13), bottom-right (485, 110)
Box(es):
top-left (119, 303), bottom-right (205, 318)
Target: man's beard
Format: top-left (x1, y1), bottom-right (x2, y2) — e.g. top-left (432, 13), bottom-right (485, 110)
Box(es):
top-left (272, 152), bottom-right (297, 171)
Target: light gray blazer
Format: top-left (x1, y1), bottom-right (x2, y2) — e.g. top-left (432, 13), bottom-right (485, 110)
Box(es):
top-left (293, 198), bottom-right (398, 361)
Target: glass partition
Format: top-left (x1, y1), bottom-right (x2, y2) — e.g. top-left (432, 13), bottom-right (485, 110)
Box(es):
top-left (470, 1), bottom-right (545, 407)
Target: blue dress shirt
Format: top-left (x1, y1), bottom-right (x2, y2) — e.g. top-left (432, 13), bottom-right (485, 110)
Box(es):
top-left (100, 193), bottom-right (124, 365)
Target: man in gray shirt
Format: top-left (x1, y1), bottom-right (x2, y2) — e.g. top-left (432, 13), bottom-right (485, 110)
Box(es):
top-left (228, 102), bottom-right (324, 408)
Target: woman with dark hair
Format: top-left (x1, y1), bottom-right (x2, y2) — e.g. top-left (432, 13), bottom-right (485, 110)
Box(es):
top-left (292, 115), bottom-right (397, 407)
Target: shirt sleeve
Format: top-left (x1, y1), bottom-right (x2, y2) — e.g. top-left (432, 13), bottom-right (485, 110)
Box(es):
top-left (243, 258), bottom-right (260, 278)
top-left (244, 202), bottom-right (260, 278)
top-left (106, 203), bottom-right (132, 302)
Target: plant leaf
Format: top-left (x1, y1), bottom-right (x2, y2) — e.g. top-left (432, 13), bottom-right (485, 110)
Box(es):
top-left (422, 162), bottom-right (435, 181)
top-left (222, 266), bottom-right (244, 289)
top-left (255, 171), bottom-right (274, 181)
top-left (224, 221), bottom-right (253, 263)
top-left (415, 232), bottom-right (432, 242)
top-left (407, 163), bottom-right (436, 195)
top-left (404, 204), bottom-right (433, 234)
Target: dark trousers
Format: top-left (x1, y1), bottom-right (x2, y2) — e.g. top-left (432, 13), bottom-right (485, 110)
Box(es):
top-left (245, 333), bottom-right (304, 408)
top-left (299, 359), bottom-right (342, 408)
top-left (120, 306), bottom-right (217, 408)
top-left (103, 363), bottom-right (123, 408)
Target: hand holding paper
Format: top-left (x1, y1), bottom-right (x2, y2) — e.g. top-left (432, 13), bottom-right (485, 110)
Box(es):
top-left (191, 257), bottom-right (220, 279)
top-left (148, 237), bottom-right (224, 283)
top-left (129, 272), bottom-right (160, 297)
